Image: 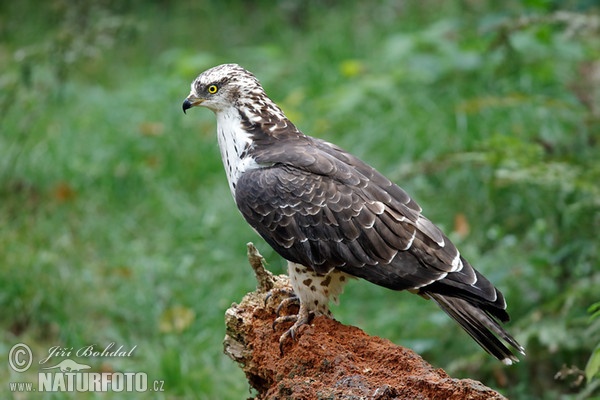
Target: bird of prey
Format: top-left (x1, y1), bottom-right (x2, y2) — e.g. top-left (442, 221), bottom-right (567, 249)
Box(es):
top-left (183, 63), bottom-right (525, 364)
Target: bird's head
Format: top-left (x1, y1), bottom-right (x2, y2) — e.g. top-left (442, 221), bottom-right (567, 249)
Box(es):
top-left (182, 63), bottom-right (263, 114)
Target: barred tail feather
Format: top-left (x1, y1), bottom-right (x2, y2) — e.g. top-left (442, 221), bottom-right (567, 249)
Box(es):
top-left (427, 293), bottom-right (525, 365)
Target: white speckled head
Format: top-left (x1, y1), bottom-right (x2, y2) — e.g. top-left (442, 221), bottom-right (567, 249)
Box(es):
top-left (183, 63), bottom-right (287, 122)
top-left (183, 64), bottom-right (263, 113)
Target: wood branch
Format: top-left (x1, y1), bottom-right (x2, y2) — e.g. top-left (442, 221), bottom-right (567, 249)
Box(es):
top-left (223, 243), bottom-right (507, 400)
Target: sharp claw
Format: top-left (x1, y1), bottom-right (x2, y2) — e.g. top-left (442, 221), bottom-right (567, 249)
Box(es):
top-left (264, 288), bottom-right (296, 307)
top-left (264, 292), bottom-right (272, 306)
top-left (276, 296), bottom-right (300, 317)
top-left (265, 289), bottom-right (300, 332)
top-left (263, 288), bottom-right (315, 355)
top-left (276, 307), bottom-right (314, 355)
top-left (279, 321), bottom-right (297, 355)
top-left (272, 314), bottom-right (298, 331)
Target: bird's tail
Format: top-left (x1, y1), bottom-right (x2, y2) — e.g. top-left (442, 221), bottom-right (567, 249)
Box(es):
top-left (426, 293), bottom-right (525, 364)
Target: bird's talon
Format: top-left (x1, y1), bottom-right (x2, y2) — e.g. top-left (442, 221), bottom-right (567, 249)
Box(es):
top-left (276, 309), bottom-right (314, 355)
top-left (276, 295), bottom-right (300, 317)
top-left (272, 314), bottom-right (298, 331)
top-left (264, 291), bottom-right (273, 307)
top-left (264, 288), bottom-right (296, 307)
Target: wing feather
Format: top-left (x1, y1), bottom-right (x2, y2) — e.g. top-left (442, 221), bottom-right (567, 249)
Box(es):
top-left (239, 134), bottom-right (508, 305)
top-left (237, 162), bottom-right (447, 286)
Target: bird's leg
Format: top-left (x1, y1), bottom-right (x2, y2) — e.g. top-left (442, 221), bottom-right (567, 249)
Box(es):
top-left (275, 295), bottom-right (300, 317)
top-left (271, 291), bottom-right (300, 330)
top-left (272, 262), bottom-right (350, 354)
top-left (267, 288), bottom-right (307, 354)
top-left (277, 303), bottom-right (314, 355)
top-left (264, 287), bottom-right (295, 308)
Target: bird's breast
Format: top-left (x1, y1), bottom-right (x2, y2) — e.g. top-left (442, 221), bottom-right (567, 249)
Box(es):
top-left (215, 111), bottom-right (263, 198)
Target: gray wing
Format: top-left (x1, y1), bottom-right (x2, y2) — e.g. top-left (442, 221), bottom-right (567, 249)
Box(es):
top-left (236, 135), bottom-right (524, 362)
top-left (236, 137), bottom-right (497, 303)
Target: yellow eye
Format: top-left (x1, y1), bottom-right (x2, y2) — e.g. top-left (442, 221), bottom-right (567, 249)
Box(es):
top-left (207, 84), bottom-right (218, 94)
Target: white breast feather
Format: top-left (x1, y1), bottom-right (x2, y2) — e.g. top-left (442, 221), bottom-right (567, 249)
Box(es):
top-left (215, 108), bottom-right (262, 198)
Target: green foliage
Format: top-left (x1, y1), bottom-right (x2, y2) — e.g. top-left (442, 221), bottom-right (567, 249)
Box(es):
top-left (587, 303), bottom-right (600, 383)
top-left (1, 1), bottom-right (599, 399)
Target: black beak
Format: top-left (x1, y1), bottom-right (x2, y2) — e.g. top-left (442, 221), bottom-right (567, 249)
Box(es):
top-left (182, 99), bottom-right (193, 114)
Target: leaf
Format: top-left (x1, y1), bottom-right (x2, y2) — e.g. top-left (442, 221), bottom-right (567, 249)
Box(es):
top-left (589, 302), bottom-right (600, 321)
top-left (585, 344), bottom-right (600, 383)
top-left (453, 213), bottom-right (470, 239)
top-left (339, 60), bottom-right (366, 78)
top-left (52, 182), bottom-right (76, 202)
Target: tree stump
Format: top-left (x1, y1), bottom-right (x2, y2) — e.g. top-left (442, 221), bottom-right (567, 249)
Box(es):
top-left (223, 243), bottom-right (507, 400)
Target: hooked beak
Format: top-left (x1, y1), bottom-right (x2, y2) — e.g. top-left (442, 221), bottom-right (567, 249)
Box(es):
top-left (182, 94), bottom-right (203, 114)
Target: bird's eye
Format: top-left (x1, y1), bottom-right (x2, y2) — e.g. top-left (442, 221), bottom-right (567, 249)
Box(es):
top-left (207, 84), bottom-right (218, 94)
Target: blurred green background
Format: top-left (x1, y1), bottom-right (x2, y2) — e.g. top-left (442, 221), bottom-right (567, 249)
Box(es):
top-left (1, 0), bottom-right (599, 399)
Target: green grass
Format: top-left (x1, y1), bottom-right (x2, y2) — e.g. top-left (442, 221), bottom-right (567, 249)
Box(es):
top-left (1, 1), bottom-right (600, 399)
